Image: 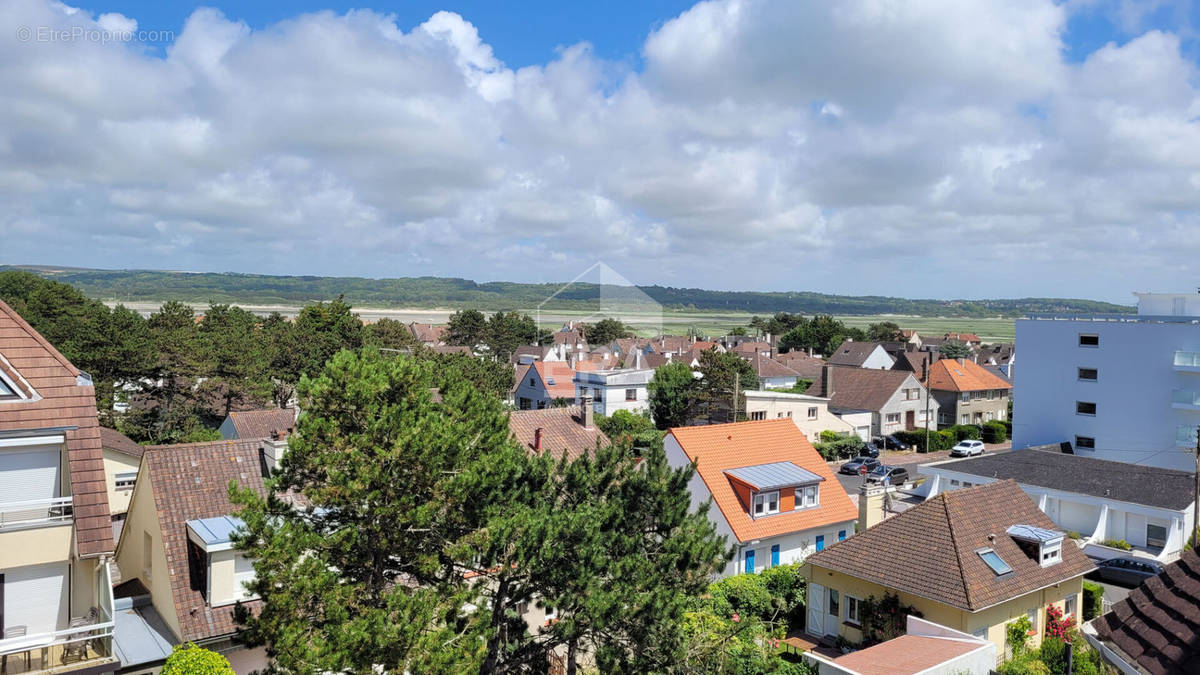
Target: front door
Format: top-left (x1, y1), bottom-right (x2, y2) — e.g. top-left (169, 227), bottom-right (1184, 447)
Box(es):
top-left (807, 583), bottom-right (825, 637)
top-left (905, 410), bottom-right (915, 430)
top-left (1147, 523), bottom-right (1168, 550)
top-left (744, 549), bottom-right (755, 574)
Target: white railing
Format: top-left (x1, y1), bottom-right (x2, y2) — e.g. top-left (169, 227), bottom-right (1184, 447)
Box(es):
top-left (0, 496), bottom-right (73, 530)
top-left (0, 615), bottom-right (113, 662)
top-left (1172, 389), bottom-right (1200, 407)
top-left (1176, 425), bottom-right (1198, 447)
top-left (1174, 351), bottom-right (1200, 368)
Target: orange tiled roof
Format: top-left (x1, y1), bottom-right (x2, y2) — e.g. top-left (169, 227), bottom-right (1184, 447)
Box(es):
top-left (532, 361), bottom-right (578, 399)
top-left (927, 358), bottom-right (1012, 392)
top-left (668, 419), bottom-right (856, 543)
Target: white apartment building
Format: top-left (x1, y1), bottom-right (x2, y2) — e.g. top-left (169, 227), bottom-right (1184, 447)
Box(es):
top-left (1014, 291), bottom-right (1200, 471)
top-left (574, 368), bottom-right (654, 418)
top-left (742, 390), bottom-right (859, 444)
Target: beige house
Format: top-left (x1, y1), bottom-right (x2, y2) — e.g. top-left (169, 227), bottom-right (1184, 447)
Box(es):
top-left (742, 390), bottom-right (858, 444)
top-left (803, 481), bottom-right (1092, 663)
top-left (927, 358), bottom-right (1012, 428)
top-left (99, 428), bottom-right (143, 542)
top-left (0, 300), bottom-right (119, 674)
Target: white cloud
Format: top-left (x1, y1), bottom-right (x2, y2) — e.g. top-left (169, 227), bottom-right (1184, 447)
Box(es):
top-left (0, 0), bottom-right (1198, 301)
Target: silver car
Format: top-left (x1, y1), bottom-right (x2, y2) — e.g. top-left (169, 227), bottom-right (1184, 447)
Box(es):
top-left (950, 440), bottom-right (985, 457)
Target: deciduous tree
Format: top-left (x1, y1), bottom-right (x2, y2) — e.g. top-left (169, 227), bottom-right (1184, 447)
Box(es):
top-left (648, 361), bottom-right (696, 429)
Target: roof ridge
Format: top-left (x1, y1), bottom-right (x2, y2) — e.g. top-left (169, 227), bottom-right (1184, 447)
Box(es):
top-left (939, 490), bottom-right (976, 610)
top-left (0, 299), bottom-right (80, 377)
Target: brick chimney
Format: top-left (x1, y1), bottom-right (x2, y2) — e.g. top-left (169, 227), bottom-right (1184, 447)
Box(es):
top-left (821, 364), bottom-right (835, 398)
top-left (534, 427), bottom-right (543, 451)
top-left (580, 394), bottom-right (594, 429)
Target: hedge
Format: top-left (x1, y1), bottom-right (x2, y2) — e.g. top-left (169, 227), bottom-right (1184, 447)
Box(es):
top-left (982, 420), bottom-right (1007, 443)
top-left (1082, 581), bottom-right (1104, 621)
top-left (894, 429), bottom-right (955, 453)
top-left (813, 437), bottom-right (868, 460)
top-left (948, 424), bottom-right (982, 441)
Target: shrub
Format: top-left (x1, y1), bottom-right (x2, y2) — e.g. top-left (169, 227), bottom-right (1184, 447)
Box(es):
top-left (1044, 605), bottom-right (1076, 642)
top-left (814, 437), bottom-right (867, 460)
top-left (1100, 539), bottom-right (1132, 551)
top-left (948, 424), bottom-right (982, 441)
top-left (1066, 531), bottom-right (1082, 540)
top-left (706, 573), bottom-right (774, 621)
top-left (1001, 419), bottom-right (1012, 434)
top-left (162, 644), bottom-right (234, 675)
top-left (819, 429), bottom-right (844, 443)
top-left (858, 593), bottom-right (922, 645)
top-left (1006, 616), bottom-right (1032, 657)
top-left (982, 420), bottom-right (1007, 443)
top-left (894, 429), bottom-right (954, 452)
top-left (1082, 581), bottom-right (1104, 621)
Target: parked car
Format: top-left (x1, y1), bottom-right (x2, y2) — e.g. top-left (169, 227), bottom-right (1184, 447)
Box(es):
top-left (950, 439), bottom-right (986, 457)
top-left (839, 456), bottom-right (882, 475)
top-left (860, 441), bottom-right (881, 458)
top-left (1089, 557), bottom-right (1164, 587)
top-left (876, 434), bottom-right (911, 451)
top-left (866, 465), bottom-right (909, 485)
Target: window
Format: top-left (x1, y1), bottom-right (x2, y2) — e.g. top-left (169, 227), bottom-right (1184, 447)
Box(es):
top-left (885, 413), bottom-right (900, 425)
top-left (115, 471), bottom-right (137, 491)
top-left (845, 596), bottom-right (861, 625)
top-left (816, 535), bottom-right (825, 552)
top-left (625, 388), bottom-right (637, 401)
top-left (905, 388), bottom-right (919, 400)
top-left (750, 410), bottom-right (767, 421)
top-left (950, 479), bottom-right (960, 487)
top-left (1041, 541), bottom-right (1062, 567)
top-left (1078, 334), bottom-right (1099, 347)
top-left (795, 484), bottom-right (819, 509)
top-left (1075, 436), bottom-right (1095, 449)
top-left (1027, 609), bottom-right (1038, 631)
top-left (1076, 401), bottom-right (1097, 416)
top-left (143, 531), bottom-right (153, 581)
top-left (827, 588), bottom-right (838, 615)
top-left (0, 378), bottom-right (16, 400)
top-left (519, 398), bottom-right (531, 410)
top-left (978, 548), bottom-right (1012, 576)
top-left (536, 400), bottom-right (547, 409)
top-left (771, 544), bottom-right (780, 567)
top-left (838, 530), bottom-right (846, 541)
top-left (529, 378), bottom-right (535, 386)
top-left (960, 392), bottom-right (970, 403)
top-left (961, 414), bottom-right (969, 424)
top-left (807, 407), bottom-right (818, 420)
top-left (1078, 368), bottom-right (1098, 381)
top-left (753, 491), bottom-right (780, 516)
top-left (1064, 594), bottom-right (1077, 617)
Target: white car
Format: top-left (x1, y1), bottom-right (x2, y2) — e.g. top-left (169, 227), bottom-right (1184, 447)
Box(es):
top-left (950, 439), bottom-right (986, 457)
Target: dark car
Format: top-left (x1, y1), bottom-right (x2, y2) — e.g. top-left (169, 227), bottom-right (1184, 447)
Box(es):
top-left (1089, 557), bottom-right (1164, 587)
top-left (839, 456), bottom-right (882, 475)
top-left (866, 465), bottom-right (909, 485)
top-left (876, 434), bottom-right (910, 451)
top-left (860, 441), bottom-right (881, 459)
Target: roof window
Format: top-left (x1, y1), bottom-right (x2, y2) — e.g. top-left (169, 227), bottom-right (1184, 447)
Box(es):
top-left (977, 548), bottom-right (1012, 576)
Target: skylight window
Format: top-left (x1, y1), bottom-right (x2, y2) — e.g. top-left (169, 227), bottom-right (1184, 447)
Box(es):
top-left (0, 378), bottom-right (14, 398)
top-left (978, 548), bottom-right (1012, 576)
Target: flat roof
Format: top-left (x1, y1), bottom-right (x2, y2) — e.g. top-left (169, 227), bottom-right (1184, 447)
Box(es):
top-left (724, 461), bottom-right (823, 490)
top-left (833, 635), bottom-right (984, 675)
top-left (186, 515), bottom-right (244, 551)
top-left (112, 602), bottom-right (175, 668)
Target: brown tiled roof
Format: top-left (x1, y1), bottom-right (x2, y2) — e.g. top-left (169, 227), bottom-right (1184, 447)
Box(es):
top-left (650, 336), bottom-right (692, 353)
top-left (428, 345), bottom-right (472, 355)
top-left (732, 341), bottom-right (771, 355)
top-left (927, 358), bottom-right (1012, 393)
top-left (945, 333), bottom-right (982, 343)
top-left (0, 300), bottom-right (113, 557)
top-left (552, 328), bottom-right (584, 346)
top-left (807, 481), bottom-right (1094, 612)
top-left (745, 352), bottom-right (802, 378)
top-left (1092, 549), bottom-right (1200, 675)
top-left (100, 426), bottom-right (145, 459)
top-left (668, 419), bottom-right (857, 543)
top-left (832, 635), bottom-right (984, 674)
top-left (827, 340), bottom-right (891, 367)
top-left (225, 408), bottom-right (296, 440)
top-left (508, 408), bottom-right (610, 461)
top-left (776, 351), bottom-right (826, 379)
top-left (809, 366), bottom-right (916, 412)
top-left (408, 323), bottom-right (445, 344)
top-left (143, 439), bottom-right (268, 642)
top-left (891, 351), bottom-right (934, 375)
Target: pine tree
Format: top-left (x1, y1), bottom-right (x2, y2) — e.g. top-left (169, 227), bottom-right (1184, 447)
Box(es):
top-left (648, 361), bottom-right (697, 429)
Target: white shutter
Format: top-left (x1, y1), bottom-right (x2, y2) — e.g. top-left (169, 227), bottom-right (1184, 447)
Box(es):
top-left (0, 447), bottom-right (61, 522)
top-left (4, 562), bottom-right (69, 635)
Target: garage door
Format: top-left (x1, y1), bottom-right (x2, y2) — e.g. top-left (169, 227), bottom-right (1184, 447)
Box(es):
top-left (3, 562), bottom-right (69, 635)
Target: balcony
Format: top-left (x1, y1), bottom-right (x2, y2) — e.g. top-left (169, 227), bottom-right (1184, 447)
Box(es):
top-left (1173, 351), bottom-right (1200, 372)
top-left (0, 497), bottom-right (73, 531)
top-left (0, 611), bottom-right (116, 674)
top-left (1172, 390), bottom-right (1200, 411)
top-left (1176, 425), bottom-right (1198, 448)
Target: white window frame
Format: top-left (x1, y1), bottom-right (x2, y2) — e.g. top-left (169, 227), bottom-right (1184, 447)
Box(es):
top-left (753, 490), bottom-right (780, 516)
top-left (1064, 593), bottom-right (1077, 618)
top-left (625, 388), bottom-right (637, 401)
top-left (845, 595), bottom-right (861, 625)
top-left (750, 410), bottom-right (767, 421)
top-left (807, 407), bottom-right (818, 420)
top-left (114, 471), bottom-right (137, 491)
top-left (795, 484), bottom-right (819, 509)
top-left (885, 412), bottom-right (900, 425)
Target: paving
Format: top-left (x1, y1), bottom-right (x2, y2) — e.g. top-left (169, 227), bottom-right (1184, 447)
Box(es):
top-left (831, 441), bottom-right (1012, 495)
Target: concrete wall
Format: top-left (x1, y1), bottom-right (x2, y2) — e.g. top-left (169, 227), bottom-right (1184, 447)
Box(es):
top-left (1014, 318), bottom-right (1200, 470)
top-left (102, 448), bottom-right (141, 516)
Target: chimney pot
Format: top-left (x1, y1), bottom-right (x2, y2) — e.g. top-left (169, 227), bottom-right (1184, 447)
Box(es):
top-left (534, 427), bottom-right (543, 451)
top-left (581, 395), bottom-right (594, 429)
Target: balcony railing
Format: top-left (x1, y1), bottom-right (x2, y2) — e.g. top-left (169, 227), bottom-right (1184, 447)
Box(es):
top-left (1174, 352), bottom-right (1200, 370)
top-left (0, 611), bottom-right (115, 674)
top-left (1172, 390), bottom-right (1200, 409)
top-left (0, 496), bottom-right (73, 530)
top-left (1176, 425), bottom-right (1198, 447)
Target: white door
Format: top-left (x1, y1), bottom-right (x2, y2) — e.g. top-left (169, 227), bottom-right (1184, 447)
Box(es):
top-left (3, 562), bottom-right (69, 635)
top-left (807, 583), bottom-right (825, 637)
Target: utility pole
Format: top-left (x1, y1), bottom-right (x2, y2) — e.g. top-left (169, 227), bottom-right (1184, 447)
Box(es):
top-left (1193, 426), bottom-right (1199, 550)
top-left (924, 354), bottom-right (932, 452)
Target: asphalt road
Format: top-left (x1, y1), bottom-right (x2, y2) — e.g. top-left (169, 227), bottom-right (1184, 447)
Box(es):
top-left (832, 443), bottom-right (1012, 495)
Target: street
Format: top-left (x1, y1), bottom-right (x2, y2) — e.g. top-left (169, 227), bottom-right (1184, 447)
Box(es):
top-left (832, 443), bottom-right (1013, 495)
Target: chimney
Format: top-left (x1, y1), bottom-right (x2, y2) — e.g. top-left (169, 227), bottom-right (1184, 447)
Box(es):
top-left (581, 395), bottom-right (594, 429)
top-left (263, 430), bottom-right (289, 473)
top-left (534, 427), bottom-right (543, 451)
top-left (859, 482), bottom-right (888, 531)
top-left (822, 364), bottom-right (835, 398)
top-left (957, 357), bottom-right (965, 366)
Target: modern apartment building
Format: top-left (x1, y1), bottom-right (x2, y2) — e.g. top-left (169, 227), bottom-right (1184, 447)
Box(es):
top-left (1014, 291), bottom-right (1200, 471)
top-left (0, 300), bottom-right (119, 674)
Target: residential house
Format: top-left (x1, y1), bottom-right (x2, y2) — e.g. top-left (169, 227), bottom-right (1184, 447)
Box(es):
top-left (807, 366), bottom-right (938, 438)
top-left (742, 391), bottom-right (859, 444)
top-left (514, 361), bottom-right (591, 410)
top-left (407, 322), bottom-right (446, 347)
top-left (508, 400), bottom-right (609, 461)
top-left (975, 343), bottom-right (1015, 379)
top-left (100, 428), bottom-right (143, 542)
top-left (918, 445), bottom-right (1196, 562)
top-left (945, 333), bottom-right (983, 348)
top-left (803, 481), bottom-right (1094, 659)
top-left (0, 300), bottom-right (119, 674)
top-left (574, 368), bottom-right (654, 418)
top-left (827, 340), bottom-right (895, 370)
top-left (218, 408), bottom-right (296, 440)
top-left (800, 616), bottom-right (996, 675)
top-left (1015, 291), bottom-right (1200, 470)
top-left (1085, 548), bottom-right (1200, 674)
top-left (728, 340), bottom-right (773, 357)
top-left (890, 350), bottom-right (935, 377)
top-left (744, 352), bottom-right (804, 389)
top-left (774, 350), bottom-right (826, 380)
top-left (900, 330), bottom-right (922, 347)
top-left (926, 358), bottom-right (1012, 427)
top-left (112, 437), bottom-right (283, 673)
top-left (665, 419), bottom-right (857, 578)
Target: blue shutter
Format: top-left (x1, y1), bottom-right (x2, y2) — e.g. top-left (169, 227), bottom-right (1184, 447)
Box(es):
top-left (744, 549), bottom-right (755, 573)
top-left (816, 535), bottom-right (825, 552)
top-left (771, 545), bottom-right (780, 567)
top-left (838, 530), bottom-right (847, 541)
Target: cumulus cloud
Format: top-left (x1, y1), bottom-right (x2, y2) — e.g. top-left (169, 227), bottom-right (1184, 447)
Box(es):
top-left (0, 0), bottom-right (1198, 300)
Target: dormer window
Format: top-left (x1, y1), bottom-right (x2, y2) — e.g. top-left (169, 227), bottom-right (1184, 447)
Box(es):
top-left (0, 365), bottom-right (30, 402)
top-left (795, 484), bottom-right (819, 509)
top-left (1007, 524), bottom-right (1066, 568)
top-left (186, 515), bottom-right (259, 606)
top-left (724, 461), bottom-right (825, 519)
top-left (753, 491), bottom-right (779, 516)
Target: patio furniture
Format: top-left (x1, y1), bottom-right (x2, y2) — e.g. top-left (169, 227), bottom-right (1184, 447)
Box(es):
top-left (60, 608), bottom-right (99, 665)
top-left (2, 625), bottom-right (30, 673)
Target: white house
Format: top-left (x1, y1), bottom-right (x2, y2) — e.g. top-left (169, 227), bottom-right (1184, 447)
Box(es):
top-left (574, 368), bottom-right (654, 418)
top-left (742, 390), bottom-right (859, 444)
top-left (664, 419), bottom-right (858, 577)
top-left (917, 445), bottom-right (1196, 562)
top-left (1014, 291), bottom-right (1200, 471)
top-left (827, 340), bottom-right (896, 370)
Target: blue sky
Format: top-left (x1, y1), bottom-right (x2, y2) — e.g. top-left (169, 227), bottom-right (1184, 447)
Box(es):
top-left (3, 0), bottom-right (1200, 302)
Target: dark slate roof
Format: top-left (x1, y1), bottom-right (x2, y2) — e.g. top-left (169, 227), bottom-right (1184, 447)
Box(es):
top-left (931, 446), bottom-right (1197, 511)
top-left (807, 481), bottom-right (1094, 612)
top-left (827, 340), bottom-right (890, 367)
top-left (808, 366), bottom-right (916, 412)
top-left (1093, 549), bottom-right (1200, 675)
